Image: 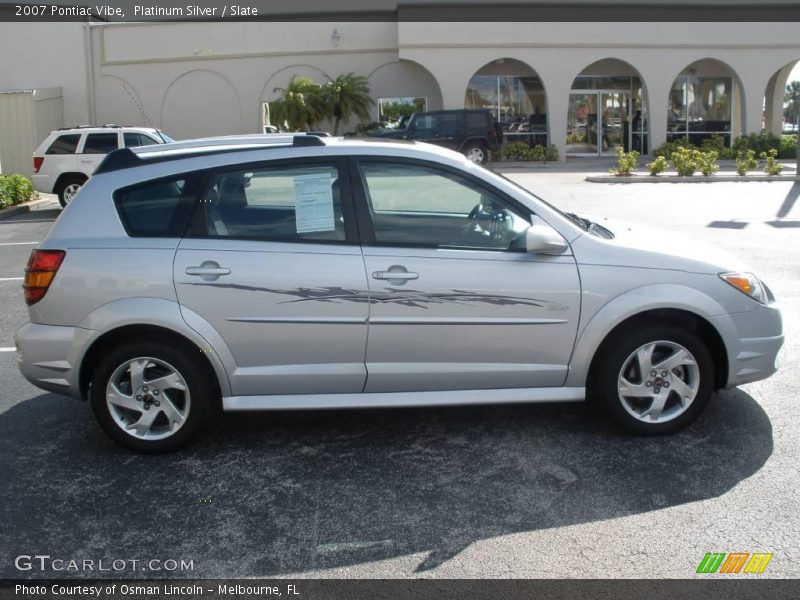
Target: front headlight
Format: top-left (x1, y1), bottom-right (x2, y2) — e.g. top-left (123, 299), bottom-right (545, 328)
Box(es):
top-left (719, 272), bottom-right (768, 304)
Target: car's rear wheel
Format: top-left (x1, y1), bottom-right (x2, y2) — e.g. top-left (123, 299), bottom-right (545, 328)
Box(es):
top-left (590, 324), bottom-right (715, 435)
top-left (56, 175), bottom-right (87, 207)
top-left (464, 144), bottom-right (488, 164)
top-left (89, 341), bottom-right (214, 453)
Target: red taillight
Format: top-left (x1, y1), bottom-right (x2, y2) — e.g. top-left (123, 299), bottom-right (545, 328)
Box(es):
top-left (33, 156), bottom-right (44, 173)
top-left (24, 250), bottom-right (65, 306)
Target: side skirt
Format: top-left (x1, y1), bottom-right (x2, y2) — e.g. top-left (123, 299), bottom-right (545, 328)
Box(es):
top-left (222, 387), bottom-right (585, 411)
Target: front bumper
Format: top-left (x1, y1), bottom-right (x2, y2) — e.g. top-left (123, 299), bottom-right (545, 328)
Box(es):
top-left (14, 322), bottom-right (94, 399)
top-left (713, 302), bottom-right (784, 388)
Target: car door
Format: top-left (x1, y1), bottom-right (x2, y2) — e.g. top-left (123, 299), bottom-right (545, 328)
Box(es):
top-left (352, 157), bottom-right (581, 393)
top-left (173, 157), bottom-right (369, 396)
top-left (79, 131), bottom-right (121, 175)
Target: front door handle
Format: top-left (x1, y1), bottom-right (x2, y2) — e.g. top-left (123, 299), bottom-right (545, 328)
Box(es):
top-left (185, 261), bottom-right (231, 281)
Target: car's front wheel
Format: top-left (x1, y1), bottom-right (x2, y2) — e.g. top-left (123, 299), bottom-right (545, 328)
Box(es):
top-left (90, 341), bottom-right (214, 453)
top-left (590, 324), bottom-right (715, 435)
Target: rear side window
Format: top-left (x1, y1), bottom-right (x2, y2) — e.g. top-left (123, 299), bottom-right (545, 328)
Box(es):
top-left (45, 134), bottom-right (81, 155)
top-left (124, 133), bottom-right (159, 148)
top-left (115, 174), bottom-right (200, 237)
top-left (187, 163), bottom-right (347, 243)
top-left (83, 133), bottom-right (119, 154)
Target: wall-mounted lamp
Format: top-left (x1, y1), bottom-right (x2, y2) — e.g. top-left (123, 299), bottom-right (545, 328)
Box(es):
top-left (331, 28), bottom-right (341, 47)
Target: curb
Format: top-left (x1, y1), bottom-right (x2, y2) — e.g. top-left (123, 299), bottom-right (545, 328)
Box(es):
top-left (0, 197), bottom-right (54, 220)
top-left (586, 174), bottom-right (800, 183)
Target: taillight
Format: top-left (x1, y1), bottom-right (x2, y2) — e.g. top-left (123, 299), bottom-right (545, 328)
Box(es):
top-left (33, 156), bottom-right (44, 173)
top-left (24, 250), bottom-right (65, 306)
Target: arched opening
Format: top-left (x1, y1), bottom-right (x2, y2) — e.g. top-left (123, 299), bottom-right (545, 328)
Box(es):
top-left (368, 59), bottom-right (443, 127)
top-left (464, 58), bottom-right (548, 146)
top-left (668, 59), bottom-right (743, 147)
top-left (764, 60), bottom-right (800, 136)
top-left (567, 58), bottom-right (648, 156)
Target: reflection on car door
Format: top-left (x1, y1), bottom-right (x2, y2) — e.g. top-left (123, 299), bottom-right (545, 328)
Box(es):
top-left (173, 158), bottom-right (369, 396)
top-left (353, 158), bottom-right (581, 393)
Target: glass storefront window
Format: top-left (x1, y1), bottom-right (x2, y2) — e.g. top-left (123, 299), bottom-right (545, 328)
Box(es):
top-left (377, 97), bottom-right (427, 125)
top-left (668, 76), bottom-right (732, 145)
top-left (465, 75), bottom-right (547, 144)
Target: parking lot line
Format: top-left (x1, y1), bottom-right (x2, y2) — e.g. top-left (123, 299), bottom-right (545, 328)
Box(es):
top-left (0, 277), bottom-right (23, 281)
top-left (0, 242), bottom-right (38, 246)
top-left (0, 347), bottom-right (16, 352)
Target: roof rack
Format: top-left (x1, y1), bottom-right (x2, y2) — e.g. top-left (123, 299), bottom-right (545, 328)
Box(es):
top-left (95, 133), bottom-right (329, 175)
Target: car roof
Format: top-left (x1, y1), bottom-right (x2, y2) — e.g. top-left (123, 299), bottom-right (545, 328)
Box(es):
top-left (54, 125), bottom-right (160, 134)
top-left (94, 133), bottom-right (447, 175)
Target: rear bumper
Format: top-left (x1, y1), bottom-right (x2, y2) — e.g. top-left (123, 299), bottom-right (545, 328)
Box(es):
top-left (31, 173), bottom-right (54, 195)
top-left (714, 303), bottom-right (784, 388)
top-left (14, 322), bottom-right (93, 399)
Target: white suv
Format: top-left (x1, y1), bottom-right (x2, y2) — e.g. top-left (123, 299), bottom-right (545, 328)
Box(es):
top-left (31, 125), bottom-right (173, 206)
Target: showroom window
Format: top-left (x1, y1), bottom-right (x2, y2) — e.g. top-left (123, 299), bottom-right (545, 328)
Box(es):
top-left (668, 76), bottom-right (732, 146)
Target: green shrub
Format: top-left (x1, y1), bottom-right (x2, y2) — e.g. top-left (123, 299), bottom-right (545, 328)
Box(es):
top-left (544, 144), bottom-right (560, 162)
top-left (498, 142), bottom-right (558, 162)
top-left (735, 149), bottom-right (758, 176)
top-left (699, 133), bottom-right (733, 159)
top-left (0, 174), bottom-right (35, 209)
top-left (610, 146), bottom-right (639, 176)
top-left (653, 138), bottom-right (695, 160)
top-left (498, 142), bottom-right (531, 161)
top-left (670, 147), bottom-right (698, 176)
top-left (760, 149), bottom-right (783, 175)
top-left (697, 150), bottom-right (719, 176)
top-left (646, 155), bottom-right (668, 176)
top-left (779, 134), bottom-right (798, 159)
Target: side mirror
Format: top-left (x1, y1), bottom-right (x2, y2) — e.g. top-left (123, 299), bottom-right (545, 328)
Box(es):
top-left (525, 220), bottom-right (569, 255)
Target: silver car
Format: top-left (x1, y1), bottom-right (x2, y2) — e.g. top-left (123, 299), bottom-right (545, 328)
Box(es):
top-left (15, 134), bottom-right (784, 452)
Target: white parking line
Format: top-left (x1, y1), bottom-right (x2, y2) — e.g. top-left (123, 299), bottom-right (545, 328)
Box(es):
top-left (0, 347), bottom-right (16, 352)
top-left (0, 241), bottom-right (38, 246)
top-left (0, 277), bottom-right (23, 281)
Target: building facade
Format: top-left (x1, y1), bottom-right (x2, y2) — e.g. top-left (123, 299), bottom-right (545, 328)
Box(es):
top-left (1, 16), bottom-right (799, 173)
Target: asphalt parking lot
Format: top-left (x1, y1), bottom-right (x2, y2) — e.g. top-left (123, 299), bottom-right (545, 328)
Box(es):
top-left (1, 175), bottom-right (798, 579)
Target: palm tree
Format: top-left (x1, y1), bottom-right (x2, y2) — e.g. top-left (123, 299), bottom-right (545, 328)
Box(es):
top-left (271, 76), bottom-right (325, 131)
top-left (321, 73), bottom-right (374, 135)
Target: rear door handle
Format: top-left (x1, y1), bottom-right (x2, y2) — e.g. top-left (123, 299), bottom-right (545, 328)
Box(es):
top-left (186, 267), bottom-right (231, 276)
top-left (372, 271), bottom-right (418, 281)
top-left (185, 262), bottom-right (231, 281)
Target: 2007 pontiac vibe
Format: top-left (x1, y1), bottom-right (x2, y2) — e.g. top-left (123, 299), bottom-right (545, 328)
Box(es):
top-left (15, 134), bottom-right (783, 452)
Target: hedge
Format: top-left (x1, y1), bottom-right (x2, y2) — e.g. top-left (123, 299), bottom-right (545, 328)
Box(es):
top-left (0, 174), bottom-right (36, 209)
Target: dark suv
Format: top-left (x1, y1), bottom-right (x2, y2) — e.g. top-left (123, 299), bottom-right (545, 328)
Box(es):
top-left (374, 109), bottom-right (502, 164)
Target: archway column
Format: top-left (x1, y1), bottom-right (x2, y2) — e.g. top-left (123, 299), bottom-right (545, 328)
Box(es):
top-left (765, 64), bottom-right (795, 135)
top-left (735, 66), bottom-right (772, 136)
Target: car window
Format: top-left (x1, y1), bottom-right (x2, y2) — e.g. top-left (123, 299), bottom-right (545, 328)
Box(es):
top-left (190, 163), bottom-right (346, 243)
top-left (115, 176), bottom-right (196, 237)
top-left (124, 133), bottom-right (159, 148)
top-left (83, 133), bottom-right (119, 154)
top-left (358, 161), bottom-right (530, 250)
top-left (45, 134), bottom-right (81, 155)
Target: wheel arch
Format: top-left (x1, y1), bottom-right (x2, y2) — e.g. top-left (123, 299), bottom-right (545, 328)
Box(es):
top-left (585, 308), bottom-right (728, 391)
top-left (78, 324), bottom-right (223, 403)
top-left (54, 172), bottom-right (88, 193)
top-left (567, 284), bottom-right (734, 391)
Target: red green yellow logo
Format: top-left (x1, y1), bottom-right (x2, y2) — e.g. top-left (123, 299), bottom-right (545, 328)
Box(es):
top-left (696, 552), bottom-right (773, 574)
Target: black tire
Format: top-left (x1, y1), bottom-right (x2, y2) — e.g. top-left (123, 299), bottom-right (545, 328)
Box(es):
top-left (589, 323), bottom-right (715, 435)
top-left (89, 340), bottom-right (214, 453)
top-left (56, 175), bottom-right (87, 207)
top-left (463, 143), bottom-right (488, 164)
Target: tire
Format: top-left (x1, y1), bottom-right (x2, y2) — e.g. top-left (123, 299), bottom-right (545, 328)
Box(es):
top-left (56, 175), bottom-right (87, 207)
top-left (463, 144), bottom-right (488, 164)
top-left (589, 323), bottom-right (715, 435)
top-left (89, 340), bottom-right (214, 453)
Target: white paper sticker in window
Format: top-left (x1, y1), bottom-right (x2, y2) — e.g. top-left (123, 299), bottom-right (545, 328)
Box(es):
top-left (294, 172), bottom-right (335, 233)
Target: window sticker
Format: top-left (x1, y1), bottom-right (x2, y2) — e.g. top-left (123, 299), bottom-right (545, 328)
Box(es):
top-left (294, 172), bottom-right (335, 233)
